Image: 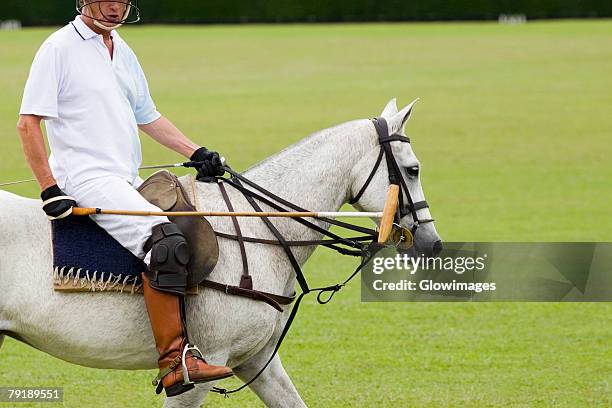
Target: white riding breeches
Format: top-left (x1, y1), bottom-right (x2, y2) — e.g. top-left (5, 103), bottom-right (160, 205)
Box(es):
top-left (61, 176), bottom-right (169, 260)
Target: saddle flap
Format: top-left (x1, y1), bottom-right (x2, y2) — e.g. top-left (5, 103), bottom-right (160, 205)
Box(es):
top-left (138, 170), bottom-right (219, 286)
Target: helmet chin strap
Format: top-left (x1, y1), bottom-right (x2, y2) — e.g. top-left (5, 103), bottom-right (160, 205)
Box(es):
top-left (93, 20), bottom-right (122, 31)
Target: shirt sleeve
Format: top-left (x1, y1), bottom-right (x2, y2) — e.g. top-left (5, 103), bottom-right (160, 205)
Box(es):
top-left (132, 56), bottom-right (161, 125)
top-left (19, 42), bottom-right (61, 119)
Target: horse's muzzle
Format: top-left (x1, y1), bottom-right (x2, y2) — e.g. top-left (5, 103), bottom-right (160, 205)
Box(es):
top-left (432, 240), bottom-right (444, 256)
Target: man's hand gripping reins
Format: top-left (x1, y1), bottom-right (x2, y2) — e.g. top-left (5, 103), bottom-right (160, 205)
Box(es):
top-left (190, 147), bottom-right (226, 182)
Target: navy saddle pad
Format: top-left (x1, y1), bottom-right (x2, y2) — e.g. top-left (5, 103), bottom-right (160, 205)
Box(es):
top-left (52, 216), bottom-right (146, 283)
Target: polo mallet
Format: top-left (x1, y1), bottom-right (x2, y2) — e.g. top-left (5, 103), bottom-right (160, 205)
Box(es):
top-left (71, 185), bottom-right (401, 243)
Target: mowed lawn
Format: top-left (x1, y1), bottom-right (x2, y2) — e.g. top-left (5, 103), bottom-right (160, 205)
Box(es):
top-left (0, 20), bottom-right (611, 407)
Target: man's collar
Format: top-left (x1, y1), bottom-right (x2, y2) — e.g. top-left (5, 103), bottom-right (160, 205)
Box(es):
top-left (71, 15), bottom-right (115, 40)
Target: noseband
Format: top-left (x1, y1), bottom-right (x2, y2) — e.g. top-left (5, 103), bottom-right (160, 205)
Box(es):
top-left (349, 117), bottom-right (434, 235)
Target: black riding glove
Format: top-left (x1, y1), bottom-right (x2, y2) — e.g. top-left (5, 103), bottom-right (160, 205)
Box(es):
top-left (190, 147), bottom-right (225, 181)
top-left (40, 184), bottom-right (77, 220)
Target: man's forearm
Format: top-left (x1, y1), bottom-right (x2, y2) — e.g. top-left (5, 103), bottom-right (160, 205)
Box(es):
top-left (16, 115), bottom-right (56, 191)
top-left (139, 116), bottom-right (199, 159)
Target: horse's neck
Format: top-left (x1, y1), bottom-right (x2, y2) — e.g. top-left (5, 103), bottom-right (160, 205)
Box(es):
top-left (241, 120), bottom-right (373, 263)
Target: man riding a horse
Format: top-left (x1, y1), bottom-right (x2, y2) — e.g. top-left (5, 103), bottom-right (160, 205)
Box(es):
top-left (16, 0), bottom-right (233, 397)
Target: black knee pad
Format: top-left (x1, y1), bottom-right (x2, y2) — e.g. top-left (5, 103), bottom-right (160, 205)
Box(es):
top-left (145, 222), bottom-right (191, 295)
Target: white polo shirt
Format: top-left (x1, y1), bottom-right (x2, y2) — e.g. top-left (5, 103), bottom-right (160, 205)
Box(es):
top-left (20, 16), bottom-right (161, 188)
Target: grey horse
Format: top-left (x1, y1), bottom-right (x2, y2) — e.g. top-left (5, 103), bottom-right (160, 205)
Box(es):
top-left (0, 99), bottom-right (441, 407)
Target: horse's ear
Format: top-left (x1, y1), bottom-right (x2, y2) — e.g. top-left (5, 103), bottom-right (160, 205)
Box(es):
top-left (380, 98), bottom-right (398, 118)
top-left (390, 98), bottom-right (419, 134)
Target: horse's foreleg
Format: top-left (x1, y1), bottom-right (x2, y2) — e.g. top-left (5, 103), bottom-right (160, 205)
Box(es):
top-left (235, 353), bottom-right (306, 408)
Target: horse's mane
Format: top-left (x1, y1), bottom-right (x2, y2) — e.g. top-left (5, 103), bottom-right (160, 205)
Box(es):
top-left (244, 120), bottom-right (364, 173)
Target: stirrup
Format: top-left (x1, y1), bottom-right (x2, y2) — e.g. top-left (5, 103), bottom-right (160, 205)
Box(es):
top-left (151, 344), bottom-right (206, 392)
top-left (182, 344), bottom-right (205, 385)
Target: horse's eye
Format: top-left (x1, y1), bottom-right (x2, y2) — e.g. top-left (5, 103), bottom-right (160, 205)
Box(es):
top-left (406, 166), bottom-right (419, 178)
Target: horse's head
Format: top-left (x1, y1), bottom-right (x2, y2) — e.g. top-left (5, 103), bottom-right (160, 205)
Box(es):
top-left (349, 98), bottom-right (442, 257)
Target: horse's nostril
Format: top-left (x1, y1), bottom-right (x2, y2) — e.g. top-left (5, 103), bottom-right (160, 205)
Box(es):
top-left (432, 240), bottom-right (443, 256)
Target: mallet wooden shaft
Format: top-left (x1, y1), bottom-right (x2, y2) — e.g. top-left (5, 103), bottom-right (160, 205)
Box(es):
top-left (72, 207), bottom-right (383, 219)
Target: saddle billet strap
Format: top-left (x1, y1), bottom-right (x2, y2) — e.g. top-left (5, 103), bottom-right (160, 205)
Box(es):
top-left (200, 280), bottom-right (296, 312)
top-left (217, 182), bottom-right (252, 290)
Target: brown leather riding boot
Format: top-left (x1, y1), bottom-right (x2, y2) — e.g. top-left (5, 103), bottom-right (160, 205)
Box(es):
top-left (142, 275), bottom-right (234, 397)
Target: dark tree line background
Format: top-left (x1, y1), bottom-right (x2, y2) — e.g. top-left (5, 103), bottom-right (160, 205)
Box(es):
top-left (2, 0), bottom-right (611, 26)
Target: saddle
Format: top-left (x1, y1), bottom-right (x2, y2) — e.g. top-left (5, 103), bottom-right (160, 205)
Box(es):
top-left (52, 171), bottom-right (218, 293)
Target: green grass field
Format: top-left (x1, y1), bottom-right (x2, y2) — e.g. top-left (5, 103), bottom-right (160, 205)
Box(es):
top-left (1, 20), bottom-right (611, 407)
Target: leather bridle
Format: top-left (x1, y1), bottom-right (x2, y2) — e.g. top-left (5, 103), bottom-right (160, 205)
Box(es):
top-left (349, 117), bottom-right (434, 235)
